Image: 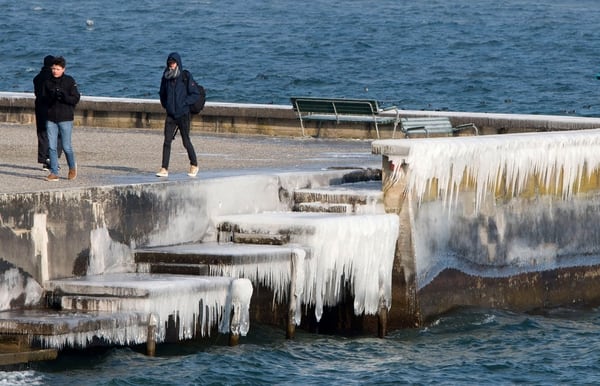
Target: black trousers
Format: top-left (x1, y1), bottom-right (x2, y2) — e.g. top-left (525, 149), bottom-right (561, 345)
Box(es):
top-left (35, 106), bottom-right (62, 163)
top-left (161, 113), bottom-right (198, 169)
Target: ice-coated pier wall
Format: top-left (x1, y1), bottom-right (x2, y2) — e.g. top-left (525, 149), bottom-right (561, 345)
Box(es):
top-left (0, 170), bottom-right (354, 309)
top-left (373, 130), bottom-right (600, 323)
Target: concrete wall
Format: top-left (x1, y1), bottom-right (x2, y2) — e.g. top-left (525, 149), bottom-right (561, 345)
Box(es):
top-left (3, 92), bottom-right (600, 139)
top-left (377, 140), bottom-right (600, 326)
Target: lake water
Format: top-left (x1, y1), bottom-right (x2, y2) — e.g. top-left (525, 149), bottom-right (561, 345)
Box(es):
top-left (4, 0), bottom-right (600, 116)
top-left (3, 0), bottom-right (600, 384)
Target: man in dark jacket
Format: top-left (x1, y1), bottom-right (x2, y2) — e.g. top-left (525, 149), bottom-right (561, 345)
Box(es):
top-left (33, 55), bottom-right (62, 170)
top-left (157, 52), bottom-right (200, 178)
top-left (43, 56), bottom-right (80, 181)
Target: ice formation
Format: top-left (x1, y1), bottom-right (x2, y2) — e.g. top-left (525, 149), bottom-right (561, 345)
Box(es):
top-left (210, 248), bottom-right (303, 305)
top-left (31, 213), bottom-right (49, 283)
top-left (42, 274), bottom-right (253, 348)
top-left (219, 278), bottom-right (253, 336)
top-left (387, 129), bottom-right (600, 210)
top-left (374, 130), bottom-right (600, 289)
top-left (295, 214), bottom-right (399, 320)
top-left (216, 212), bottom-right (399, 323)
top-left (0, 268), bottom-right (43, 311)
top-left (88, 227), bottom-right (134, 275)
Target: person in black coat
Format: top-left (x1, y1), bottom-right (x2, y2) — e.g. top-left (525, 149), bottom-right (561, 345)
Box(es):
top-left (33, 55), bottom-right (62, 170)
top-left (42, 56), bottom-right (80, 181)
top-left (156, 52), bottom-right (200, 178)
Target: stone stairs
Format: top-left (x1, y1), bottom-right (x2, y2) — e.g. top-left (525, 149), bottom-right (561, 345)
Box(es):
top-left (131, 178), bottom-right (391, 338)
top-left (0, 176), bottom-right (391, 363)
top-left (292, 180), bottom-right (383, 214)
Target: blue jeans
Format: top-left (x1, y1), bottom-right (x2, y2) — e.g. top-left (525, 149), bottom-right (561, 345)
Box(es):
top-left (47, 120), bottom-right (76, 175)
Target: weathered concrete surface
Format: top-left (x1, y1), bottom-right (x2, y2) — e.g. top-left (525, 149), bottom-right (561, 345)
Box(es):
top-left (0, 122), bottom-right (378, 323)
top-left (0, 122), bottom-right (377, 195)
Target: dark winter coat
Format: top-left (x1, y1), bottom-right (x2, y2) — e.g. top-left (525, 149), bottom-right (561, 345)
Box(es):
top-left (43, 74), bottom-right (80, 123)
top-left (33, 67), bottom-right (53, 108)
top-left (159, 52), bottom-right (200, 118)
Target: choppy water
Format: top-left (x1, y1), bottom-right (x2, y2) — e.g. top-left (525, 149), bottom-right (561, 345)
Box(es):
top-left (3, 0), bottom-right (600, 384)
top-left (3, 307), bottom-right (600, 385)
top-left (4, 0), bottom-right (600, 116)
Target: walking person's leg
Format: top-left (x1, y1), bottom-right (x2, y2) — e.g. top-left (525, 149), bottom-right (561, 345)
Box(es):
top-left (35, 108), bottom-right (49, 167)
top-left (58, 121), bottom-right (77, 180)
top-left (157, 115), bottom-right (177, 176)
top-left (177, 114), bottom-right (198, 176)
top-left (46, 121), bottom-right (59, 180)
top-left (57, 131), bottom-right (63, 160)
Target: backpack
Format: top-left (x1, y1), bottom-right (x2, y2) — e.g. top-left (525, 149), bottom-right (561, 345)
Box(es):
top-left (182, 70), bottom-right (206, 114)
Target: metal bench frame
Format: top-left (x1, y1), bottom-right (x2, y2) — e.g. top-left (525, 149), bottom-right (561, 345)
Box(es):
top-left (291, 97), bottom-right (400, 138)
top-left (399, 117), bottom-right (479, 138)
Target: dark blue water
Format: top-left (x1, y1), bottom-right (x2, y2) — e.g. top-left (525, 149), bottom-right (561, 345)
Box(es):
top-left (4, 0), bottom-right (600, 116)
top-left (5, 307), bottom-right (600, 385)
top-left (3, 1), bottom-right (600, 383)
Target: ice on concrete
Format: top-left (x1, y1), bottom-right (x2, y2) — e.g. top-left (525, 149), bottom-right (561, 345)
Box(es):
top-left (0, 268), bottom-right (43, 311)
top-left (374, 130), bottom-right (600, 289)
top-left (216, 212), bottom-right (399, 322)
top-left (219, 278), bottom-right (253, 336)
top-left (380, 129), bottom-right (600, 210)
top-left (45, 273), bottom-right (253, 347)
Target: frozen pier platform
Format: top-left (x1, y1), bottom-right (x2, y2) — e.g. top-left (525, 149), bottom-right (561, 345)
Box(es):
top-left (3, 114), bottom-right (600, 365)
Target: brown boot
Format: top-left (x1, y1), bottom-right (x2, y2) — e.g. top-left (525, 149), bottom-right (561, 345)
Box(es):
top-left (68, 168), bottom-right (77, 180)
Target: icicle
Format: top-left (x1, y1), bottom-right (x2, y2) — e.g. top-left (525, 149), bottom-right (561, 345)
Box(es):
top-left (294, 214), bottom-right (399, 322)
top-left (292, 248), bottom-right (306, 326)
top-left (210, 258), bottom-right (291, 304)
top-left (219, 278), bottom-right (253, 336)
top-left (386, 129), bottom-right (600, 211)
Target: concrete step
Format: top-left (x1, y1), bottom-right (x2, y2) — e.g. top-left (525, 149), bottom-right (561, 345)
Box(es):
top-left (134, 243), bottom-right (307, 306)
top-left (292, 180), bottom-right (384, 213)
top-left (216, 211), bottom-right (392, 244)
top-left (295, 202), bottom-right (353, 213)
top-left (140, 263), bottom-right (210, 276)
top-left (45, 273), bottom-right (251, 343)
top-left (47, 273), bottom-right (234, 309)
top-left (215, 211), bottom-right (399, 327)
top-left (217, 212), bottom-right (320, 243)
top-left (0, 309), bottom-right (148, 354)
top-left (0, 347), bottom-right (57, 366)
top-left (135, 242), bottom-right (302, 266)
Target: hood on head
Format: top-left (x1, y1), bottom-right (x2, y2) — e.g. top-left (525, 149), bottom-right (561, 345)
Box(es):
top-left (43, 55), bottom-right (54, 68)
top-left (166, 52), bottom-right (182, 68)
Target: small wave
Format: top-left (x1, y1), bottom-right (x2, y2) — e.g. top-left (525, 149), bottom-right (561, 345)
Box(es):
top-left (0, 370), bottom-right (45, 386)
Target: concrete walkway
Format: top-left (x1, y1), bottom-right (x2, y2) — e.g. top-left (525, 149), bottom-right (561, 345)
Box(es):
top-left (0, 123), bottom-right (379, 194)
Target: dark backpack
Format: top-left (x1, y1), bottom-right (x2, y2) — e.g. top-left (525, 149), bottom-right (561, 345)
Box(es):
top-left (182, 70), bottom-right (206, 114)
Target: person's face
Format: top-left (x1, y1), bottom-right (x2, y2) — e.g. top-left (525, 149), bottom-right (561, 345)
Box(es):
top-left (51, 65), bottom-right (65, 78)
top-left (168, 60), bottom-right (177, 70)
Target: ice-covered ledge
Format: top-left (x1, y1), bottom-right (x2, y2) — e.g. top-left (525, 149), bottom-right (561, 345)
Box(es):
top-left (373, 129), bottom-right (600, 321)
top-left (373, 129), bottom-right (600, 208)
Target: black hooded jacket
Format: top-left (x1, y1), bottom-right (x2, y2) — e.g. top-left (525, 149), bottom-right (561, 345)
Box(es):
top-left (43, 73), bottom-right (80, 123)
top-left (33, 55), bottom-right (54, 110)
top-left (159, 52), bottom-right (200, 118)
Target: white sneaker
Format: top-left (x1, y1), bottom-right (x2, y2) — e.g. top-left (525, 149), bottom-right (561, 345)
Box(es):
top-left (156, 168), bottom-right (168, 177)
top-left (188, 165), bottom-right (199, 177)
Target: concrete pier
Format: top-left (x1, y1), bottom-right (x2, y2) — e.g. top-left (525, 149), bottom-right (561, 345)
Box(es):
top-left (3, 92), bottom-right (600, 363)
top-left (372, 131), bottom-right (600, 324)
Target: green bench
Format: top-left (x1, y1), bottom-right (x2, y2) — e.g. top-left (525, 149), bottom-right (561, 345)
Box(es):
top-left (399, 117), bottom-right (479, 138)
top-left (290, 97), bottom-right (400, 138)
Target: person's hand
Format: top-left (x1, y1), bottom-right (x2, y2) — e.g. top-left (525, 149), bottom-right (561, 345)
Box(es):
top-left (55, 89), bottom-right (65, 101)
